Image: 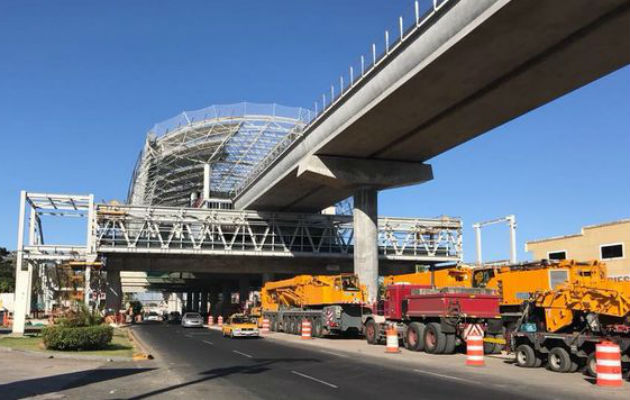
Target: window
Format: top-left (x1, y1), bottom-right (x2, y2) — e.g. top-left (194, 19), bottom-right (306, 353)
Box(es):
top-left (549, 270), bottom-right (569, 289)
top-left (601, 243), bottom-right (624, 260)
top-left (548, 251), bottom-right (566, 260)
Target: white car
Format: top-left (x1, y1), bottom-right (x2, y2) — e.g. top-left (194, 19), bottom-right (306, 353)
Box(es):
top-left (145, 312), bottom-right (161, 321)
top-left (181, 312), bottom-right (204, 328)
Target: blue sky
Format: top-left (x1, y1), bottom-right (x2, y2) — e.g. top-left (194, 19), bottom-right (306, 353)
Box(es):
top-left (0, 1), bottom-right (628, 263)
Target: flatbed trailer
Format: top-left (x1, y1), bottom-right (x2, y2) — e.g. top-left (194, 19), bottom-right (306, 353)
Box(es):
top-left (363, 285), bottom-right (503, 354)
top-left (512, 330), bottom-right (630, 376)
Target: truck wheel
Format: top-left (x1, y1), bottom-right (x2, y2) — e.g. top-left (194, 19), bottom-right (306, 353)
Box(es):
top-left (483, 335), bottom-right (503, 354)
top-left (515, 344), bottom-right (540, 368)
top-left (548, 347), bottom-right (572, 373)
top-left (365, 320), bottom-right (379, 345)
top-left (443, 334), bottom-right (456, 354)
top-left (424, 322), bottom-right (447, 354)
top-left (282, 317), bottom-right (290, 333)
top-left (404, 322), bottom-right (425, 351)
top-left (585, 353), bottom-right (597, 377)
top-left (312, 318), bottom-right (323, 338)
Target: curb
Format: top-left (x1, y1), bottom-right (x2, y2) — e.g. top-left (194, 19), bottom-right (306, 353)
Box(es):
top-left (128, 328), bottom-right (155, 361)
top-left (0, 344), bottom-right (132, 362)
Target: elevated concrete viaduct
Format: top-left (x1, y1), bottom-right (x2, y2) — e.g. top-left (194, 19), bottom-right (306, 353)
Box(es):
top-left (234, 0), bottom-right (630, 212)
top-left (231, 0), bottom-right (629, 301)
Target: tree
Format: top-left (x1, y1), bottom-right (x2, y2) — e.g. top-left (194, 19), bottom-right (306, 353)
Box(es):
top-left (0, 248), bottom-right (15, 292)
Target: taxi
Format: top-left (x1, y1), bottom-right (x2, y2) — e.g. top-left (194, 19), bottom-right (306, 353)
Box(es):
top-left (221, 314), bottom-right (260, 338)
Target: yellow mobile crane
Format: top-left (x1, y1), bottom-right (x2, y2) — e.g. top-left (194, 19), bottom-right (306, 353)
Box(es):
top-left (512, 278), bottom-right (630, 375)
top-left (261, 274), bottom-right (367, 337)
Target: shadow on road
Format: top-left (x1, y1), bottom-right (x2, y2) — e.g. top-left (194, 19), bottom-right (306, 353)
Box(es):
top-left (0, 367), bottom-right (155, 400)
top-left (126, 357), bottom-right (320, 400)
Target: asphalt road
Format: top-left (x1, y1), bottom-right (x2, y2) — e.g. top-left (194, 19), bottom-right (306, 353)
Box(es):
top-left (134, 322), bottom-right (551, 400)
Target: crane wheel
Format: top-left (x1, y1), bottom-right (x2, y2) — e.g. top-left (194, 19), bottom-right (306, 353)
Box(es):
top-left (312, 318), bottom-right (323, 338)
top-left (365, 320), bottom-right (379, 345)
top-left (423, 322), bottom-right (447, 354)
top-left (515, 344), bottom-right (541, 368)
top-left (548, 347), bottom-right (572, 373)
top-left (585, 353), bottom-right (597, 377)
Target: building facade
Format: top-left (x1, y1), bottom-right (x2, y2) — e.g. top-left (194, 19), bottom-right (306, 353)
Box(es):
top-left (525, 219), bottom-right (629, 277)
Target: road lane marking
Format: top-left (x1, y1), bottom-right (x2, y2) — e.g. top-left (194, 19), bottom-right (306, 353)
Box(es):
top-left (184, 334), bottom-right (193, 338)
top-left (291, 371), bottom-right (338, 389)
top-left (412, 369), bottom-right (478, 385)
top-left (202, 340), bottom-right (214, 345)
top-left (319, 350), bottom-right (348, 358)
top-left (233, 350), bottom-right (253, 358)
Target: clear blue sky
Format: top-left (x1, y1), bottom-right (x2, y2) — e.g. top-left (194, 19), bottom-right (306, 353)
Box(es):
top-left (1, 1), bottom-right (628, 263)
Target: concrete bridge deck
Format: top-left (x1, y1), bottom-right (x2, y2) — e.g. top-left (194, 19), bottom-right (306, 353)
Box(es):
top-left (234, 0), bottom-right (630, 212)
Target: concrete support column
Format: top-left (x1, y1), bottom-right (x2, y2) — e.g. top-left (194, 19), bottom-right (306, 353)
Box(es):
top-left (200, 292), bottom-right (208, 315)
top-left (238, 277), bottom-right (249, 305)
top-left (353, 188), bottom-right (379, 303)
top-left (105, 269), bottom-right (122, 311)
top-left (12, 191), bottom-right (29, 335)
top-left (220, 283), bottom-right (231, 317)
top-left (84, 265), bottom-right (92, 306)
top-left (186, 292), bottom-right (193, 312)
top-left (262, 273), bottom-right (275, 284)
top-left (209, 289), bottom-right (219, 317)
top-left (192, 292), bottom-right (200, 312)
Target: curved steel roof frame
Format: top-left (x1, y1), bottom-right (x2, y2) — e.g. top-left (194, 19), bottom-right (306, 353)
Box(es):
top-left (128, 103), bottom-right (312, 207)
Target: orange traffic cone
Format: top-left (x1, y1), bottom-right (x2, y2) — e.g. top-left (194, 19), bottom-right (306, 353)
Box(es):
top-left (301, 319), bottom-right (313, 340)
top-left (385, 325), bottom-right (400, 353)
top-left (262, 318), bottom-right (270, 335)
top-left (207, 315), bottom-right (214, 326)
top-left (596, 341), bottom-right (623, 387)
top-left (217, 315), bottom-right (223, 327)
top-left (466, 335), bottom-right (484, 366)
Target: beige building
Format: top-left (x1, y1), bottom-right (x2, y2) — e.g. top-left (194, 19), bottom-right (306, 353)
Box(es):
top-left (525, 219), bottom-right (629, 277)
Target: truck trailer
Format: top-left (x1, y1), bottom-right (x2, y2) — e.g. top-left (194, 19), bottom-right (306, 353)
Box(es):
top-left (363, 284), bottom-right (503, 354)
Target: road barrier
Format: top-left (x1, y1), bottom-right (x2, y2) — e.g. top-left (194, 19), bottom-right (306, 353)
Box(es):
top-left (596, 341), bottom-right (623, 387)
top-left (466, 335), bottom-right (484, 366)
top-left (208, 315), bottom-right (214, 326)
top-left (262, 318), bottom-right (270, 334)
top-left (385, 325), bottom-right (400, 353)
top-left (301, 319), bottom-right (312, 340)
top-left (217, 316), bottom-right (223, 327)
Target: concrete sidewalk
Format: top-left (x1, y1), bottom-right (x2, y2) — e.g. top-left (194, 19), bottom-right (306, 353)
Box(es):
top-left (205, 325), bottom-right (628, 400)
top-left (0, 346), bottom-right (181, 400)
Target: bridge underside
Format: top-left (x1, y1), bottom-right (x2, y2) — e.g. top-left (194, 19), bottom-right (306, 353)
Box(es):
top-left (235, 0), bottom-right (630, 211)
top-left (105, 253), bottom-right (420, 275)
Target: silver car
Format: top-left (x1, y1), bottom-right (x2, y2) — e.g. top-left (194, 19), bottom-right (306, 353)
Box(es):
top-left (181, 312), bottom-right (204, 328)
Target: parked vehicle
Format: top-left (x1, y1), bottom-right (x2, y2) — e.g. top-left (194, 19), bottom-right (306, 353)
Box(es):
top-left (181, 312), bottom-right (203, 328)
top-left (362, 284), bottom-right (503, 354)
top-left (261, 274), bottom-right (367, 337)
top-left (222, 314), bottom-right (260, 338)
top-left (511, 279), bottom-right (630, 376)
top-left (145, 312), bottom-right (161, 322)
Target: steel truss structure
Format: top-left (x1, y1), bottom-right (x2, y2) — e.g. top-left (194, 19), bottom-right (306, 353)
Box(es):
top-left (96, 203), bottom-right (462, 261)
top-left (18, 192), bottom-right (462, 264)
top-left (128, 103), bottom-right (312, 207)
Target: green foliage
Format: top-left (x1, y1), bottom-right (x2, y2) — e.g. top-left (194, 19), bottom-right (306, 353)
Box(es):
top-left (0, 247), bottom-right (15, 293)
top-left (57, 304), bottom-right (104, 327)
top-left (42, 325), bottom-right (113, 351)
